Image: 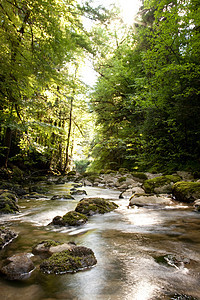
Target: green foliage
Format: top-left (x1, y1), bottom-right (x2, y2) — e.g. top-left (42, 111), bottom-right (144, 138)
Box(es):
top-left (88, 0), bottom-right (200, 173)
top-left (75, 159), bottom-right (90, 174)
top-left (0, 0), bottom-right (113, 171)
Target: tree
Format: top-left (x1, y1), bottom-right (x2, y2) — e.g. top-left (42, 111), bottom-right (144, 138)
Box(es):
top-left (0, 0), bottom-right (112, 171)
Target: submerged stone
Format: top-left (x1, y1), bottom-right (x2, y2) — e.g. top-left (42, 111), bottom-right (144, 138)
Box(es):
top-left (51, 194), bottom-right (74, 200)
top-left (75, 197), bottom-right (118, 216)
top-left (71, 190), bottom-right (87, 195)
top-left (172, 182), bottom-right (200, 203)
top-left (40, 246), bottom-right (97, 274)
top-left (0, 227), bottom-right (17, 249)
top-left (169, 293), bottom-right (198, 300)
top-left (155, 254), bottom-right (190, 269)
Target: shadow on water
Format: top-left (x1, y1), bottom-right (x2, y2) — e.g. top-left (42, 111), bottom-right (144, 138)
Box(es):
top-left (0, 183), bottom-right (200, 300)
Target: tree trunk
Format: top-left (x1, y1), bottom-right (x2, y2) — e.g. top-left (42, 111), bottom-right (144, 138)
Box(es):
top-left (3, 127), bottom-right (12, 168)
top-left (64, 96), bottom-right (73, 173)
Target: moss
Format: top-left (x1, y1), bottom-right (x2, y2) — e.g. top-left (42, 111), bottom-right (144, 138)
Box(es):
top-left (40, 246), bottom-right (97, 274)
top-left (143, 175), bottom-right (181, 193)
top-left (131, 172), bottom-right (148, 180)
top-left (75, 198), bottom-right (118, 216)
top-left (0, 192), bottom-right (19, 214)
top-left (104, 169), bottom-right (116, 174)
top-left (118, 168), bottom-right (129, 174)
top-left (42, 240), bottom-right (61, 248)
top-left (172, 182), bottom-right (200, 203)
top-left (118, 177), bottom-right (126, 183)
top-left (62, 211), bottom-right (88, 226)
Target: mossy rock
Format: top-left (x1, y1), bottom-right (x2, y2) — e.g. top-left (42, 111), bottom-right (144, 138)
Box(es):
top-left (51, 194), bottom-right (74, 200)
top-left (172, 182), bottom-right (200, 203)
top-left (143, 175), bottom-right (181, 194)
top-left (52, 211), bottom-right (88, 227)
top-left (131, 172), bottom-right (148, 181)
top-left (32, 240), bottom-right (62, 258)
top-left (75, 198), bottom-right (118, 216)
top-left (0, 191), bottom-right (19, 214)
top-left (118, 177), bottom-right (126, 183)
top-left (62, 211), bottom-right (88, 226)
top-left (40, 246), bottom-right (97, 274)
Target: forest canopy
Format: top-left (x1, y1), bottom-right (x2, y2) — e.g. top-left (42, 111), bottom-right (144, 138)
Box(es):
top-left (0, 0), bottom-right (200, 175)
top-left (88, 0), bottom-right (200, 173)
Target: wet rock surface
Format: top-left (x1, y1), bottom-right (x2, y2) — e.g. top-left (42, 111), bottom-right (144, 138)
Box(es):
top-left (129, 193), bottom-right (174, 207)
top-left (0, 253), bottom-right (35, 280)
top-left (0, 227), bottom-right (17, 249)
top-left (50, 194), bottom-right (74, 200)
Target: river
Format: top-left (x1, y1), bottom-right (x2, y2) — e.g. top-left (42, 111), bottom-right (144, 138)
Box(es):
top-left (0, 182), bottom-right (200, 300)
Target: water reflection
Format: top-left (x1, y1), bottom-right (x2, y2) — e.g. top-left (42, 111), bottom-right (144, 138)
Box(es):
top-left (1, 184), bottom-right (200, 299)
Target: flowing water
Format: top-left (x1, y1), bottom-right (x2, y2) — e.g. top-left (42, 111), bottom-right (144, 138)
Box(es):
top-left (0, 182), bottom-right (200, 300)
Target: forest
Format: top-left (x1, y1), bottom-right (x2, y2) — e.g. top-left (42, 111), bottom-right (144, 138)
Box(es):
top-left (1, 0), bottom-right (200, 176)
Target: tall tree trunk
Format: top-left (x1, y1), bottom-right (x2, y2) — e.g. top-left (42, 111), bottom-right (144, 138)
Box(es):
top-left (3, 127), bottom-right (12, 168)
top-left (64, 96), bottom-right (73, 173)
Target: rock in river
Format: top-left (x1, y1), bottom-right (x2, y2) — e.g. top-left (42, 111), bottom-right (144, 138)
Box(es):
top-left (0, 190), bottom-right (19, 214)
top-left (75, 197), bottom-right (118, 216)
top-left (0, 253), bottom-right (35, 280)
top-left (172, 181), bottom-right (200, 203)
top-left (40, 246), bottom-right (97, 274)
top-left (51, 211), bottom-right (88, 227)
top-left (32, 240), bottom-right (76, 258)
top-left (0, 227), bottom-right (17, 249)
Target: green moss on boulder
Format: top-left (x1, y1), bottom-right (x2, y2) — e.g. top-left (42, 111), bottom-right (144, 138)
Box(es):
top-left (143, 175), bottom-right (181, 194)
top-left (131, 172), bottom-right (148, 181)
top-left (75, 197), bottom-right (118, 216)
top-left (52, 211), bottom-right (88, 227)
top-left (172, 182), bottom-right (200, 203)
top-left (0, 191), bottom-right (19, 214)
top-left (62, 211), bottom-right (88, 226)
top-left (40, 246), bottom-right (97, 274)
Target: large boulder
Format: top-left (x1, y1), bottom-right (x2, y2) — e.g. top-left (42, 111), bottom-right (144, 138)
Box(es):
top-left (40, 246), bottom-right (97, 274)
top-left (0, 190), bottom-right (19, 214)
top-left (172, 182), bottom-right (200, 203)
top-left (52, 211), bottom-right (88, 227)
top-left (143, 175), bottom-right (181, 194)
top-left (0, 253), bottom-right (35, 280)
top-left (0, 227), bottom-right (17, 249)
top-left (129, 194), bottom-right (174, 207)
top-left (75, 197), bottom-right (118, 216)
